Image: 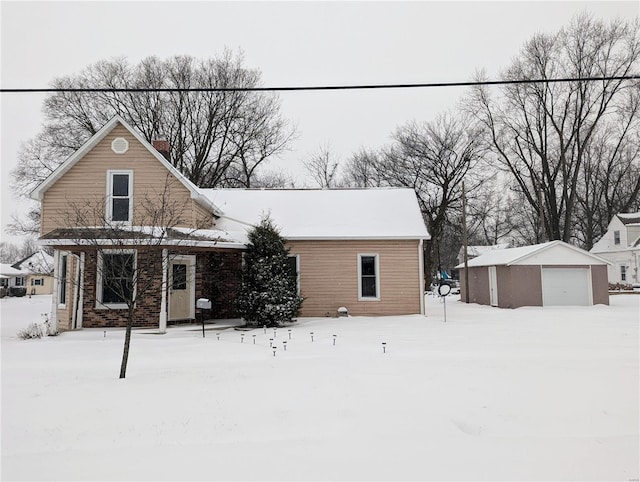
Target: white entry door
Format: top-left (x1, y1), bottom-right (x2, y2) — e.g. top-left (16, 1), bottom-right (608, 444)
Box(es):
top-left (169, 256), bottom-right (195, 321)
top-left (541, 268), bottom-right (591, 306)
top-left (488, 266), bottom-right (498, 306)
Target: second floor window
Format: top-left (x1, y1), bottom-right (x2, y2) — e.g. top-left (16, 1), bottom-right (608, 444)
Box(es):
top-left (614, 230), bottom-right (621, 245)
top-left (107, 171), bottom-right (133, 223)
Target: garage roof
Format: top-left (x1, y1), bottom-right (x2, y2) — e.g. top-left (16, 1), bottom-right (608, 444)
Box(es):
top-left (456, 240), bottom-right (610, 268)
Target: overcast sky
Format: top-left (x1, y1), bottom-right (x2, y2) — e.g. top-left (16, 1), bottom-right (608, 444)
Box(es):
top-left (1, 1), bottom-right (638, 244)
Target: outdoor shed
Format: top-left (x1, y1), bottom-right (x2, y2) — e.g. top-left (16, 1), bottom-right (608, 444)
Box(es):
top-left (456, 241), bottom-right (610, 308)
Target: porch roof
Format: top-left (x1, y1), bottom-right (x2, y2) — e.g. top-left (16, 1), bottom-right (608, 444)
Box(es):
top-left (38, 226), bottom-right (245, 249)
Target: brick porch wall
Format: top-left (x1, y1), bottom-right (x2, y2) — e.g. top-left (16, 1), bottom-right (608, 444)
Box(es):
top-left (75, 247), bottom-right (242, 329)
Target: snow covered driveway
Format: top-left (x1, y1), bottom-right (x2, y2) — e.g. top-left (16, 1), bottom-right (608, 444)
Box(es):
top-left (2, 294), bottom-right (638, 481)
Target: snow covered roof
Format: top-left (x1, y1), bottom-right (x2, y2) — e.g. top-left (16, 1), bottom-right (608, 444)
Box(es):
top-left (38, 226), bottom-right (243, 249)
top-left (29, 116), bottom-right (220, 216)
top-left (203, 188), bottom-right (430, 240)
top-left (465, 243), bottom-right (510, 257)
top-left (0, 264), bottom-right (27, 277)
top-left (12, 250), bottom-right (54, 275)
top-left (455, 240), bottom-right (609, 268)
top-left (617, 212), bottom-right (640, 225)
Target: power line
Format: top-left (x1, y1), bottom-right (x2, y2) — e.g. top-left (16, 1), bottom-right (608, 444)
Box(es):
top-left (1, 75), bottom-right (638, 93)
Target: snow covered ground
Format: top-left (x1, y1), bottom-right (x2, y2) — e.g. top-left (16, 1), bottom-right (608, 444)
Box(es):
top-left (1, 294), bottom-right (638, 481)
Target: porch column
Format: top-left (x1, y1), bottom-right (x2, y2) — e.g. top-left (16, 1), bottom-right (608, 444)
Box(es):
top-left (77, 252), bottom-right (85, 328)
top-left (50, 249), bottom-right (59, 333)
top-left (159, 248), bottom-right (168, 334)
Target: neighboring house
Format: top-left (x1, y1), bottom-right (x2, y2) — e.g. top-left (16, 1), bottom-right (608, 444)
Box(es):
top-left (12, 250), bottom-right (55, 295)
top-left (0, 264), bottom-right (28, 295)
top-left (590, 212), bottom-right (640, 286)
top-left (457, 243), bottom-right (510, 266)
top-left (31, 116), bottom-right (430, 332)
top-left (456, 241), bottom-right (610, 308)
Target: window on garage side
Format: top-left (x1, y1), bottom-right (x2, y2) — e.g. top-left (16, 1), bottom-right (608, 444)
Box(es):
top-left (358, 254), bottom-right (380, 300)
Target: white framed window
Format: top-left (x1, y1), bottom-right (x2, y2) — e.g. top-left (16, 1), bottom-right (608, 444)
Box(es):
top-left (59, 254), bottom-right (68, 306)
top-left (97, 250), bottom-right (136, 309)
top-left (621, 265), bottom-right (627, 282)
top-left (614, 230), bottom-right (621, 245)
top-left (31, 278), bottom-right (44, 286)
top-left (286, 254), bottom-right (300, 294)
top-left (14, 277), bottom-right (25, 287)
top-left (106, 170), bottom-right (133, 223)
top-left (358, 253), bottom-right (380, 301)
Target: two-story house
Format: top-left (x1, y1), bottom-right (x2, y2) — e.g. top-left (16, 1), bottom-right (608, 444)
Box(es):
top-left (30, 116), bottom-right (430, 332)
top-left (590, 212), bottom-right (640, 286)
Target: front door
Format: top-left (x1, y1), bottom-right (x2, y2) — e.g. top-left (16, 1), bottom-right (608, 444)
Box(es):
top-left (169, 256), bottom-right (195, 321)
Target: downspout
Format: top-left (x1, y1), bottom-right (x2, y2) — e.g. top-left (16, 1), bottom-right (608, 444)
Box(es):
top-left (419, 239), bottom-right (425, 316)
top-left (159, 248), bottom-right (168, 334)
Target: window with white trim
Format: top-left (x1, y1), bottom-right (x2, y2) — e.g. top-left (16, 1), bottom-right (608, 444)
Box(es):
top-left (15, 277), bottom-right (25, 287)
top-left (286, 255), bottom-right (300, 294)
top-left (614, 230), bottom-right (621, 245)
top-left (31, 278), bottom-right (44, 286)
top-left (97, 250), bottom-right (136, 308)
top-left (358, 254), bottom-right (380, 300)
top-left (107, 171), bottom-right (133, 223)
top-left (59, 254), bottom-right (67, 305)
top-left (621, 265), bottom-right (627, 281)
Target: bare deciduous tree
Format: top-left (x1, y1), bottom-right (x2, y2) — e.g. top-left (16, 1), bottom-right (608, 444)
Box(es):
top-left (304, 145), bottom-right (342, 188)
top-left (54, 176), bottom-right (208, 379)
top-left (11, 52), bottom-right (295, 234)
top-left (467, 14), bottom-right (640, 243)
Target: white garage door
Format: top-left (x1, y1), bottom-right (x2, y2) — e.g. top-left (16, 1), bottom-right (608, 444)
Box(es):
top-left (541, 268), bottom-right (591, 306)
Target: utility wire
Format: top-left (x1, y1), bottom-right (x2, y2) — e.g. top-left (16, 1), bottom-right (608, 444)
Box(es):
top-left (1, 75), bottom-right (638, 93)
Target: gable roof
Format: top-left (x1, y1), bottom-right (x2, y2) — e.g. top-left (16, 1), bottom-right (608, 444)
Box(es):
top-left (617, 212), bottom-right (640, 225)
top-left (203, 188), bottom-right (430, 241)
top-left (29, 116), bottom-right (221, 216)
top-left (12, 250), bottom-right (54, 274)
top-left (455, 240), bottom-right (609, 268)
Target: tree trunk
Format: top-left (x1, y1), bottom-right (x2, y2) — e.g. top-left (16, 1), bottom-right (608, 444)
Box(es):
top-left (119, 308), bottom-right (134, 379)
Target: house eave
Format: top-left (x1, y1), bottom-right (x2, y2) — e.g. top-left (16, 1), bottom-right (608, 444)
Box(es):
top-left (284, 235), bottom-right (431, 241)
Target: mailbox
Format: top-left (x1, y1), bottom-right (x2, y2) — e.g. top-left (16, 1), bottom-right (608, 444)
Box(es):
top-left (196, 298), bottom-right (211, 310)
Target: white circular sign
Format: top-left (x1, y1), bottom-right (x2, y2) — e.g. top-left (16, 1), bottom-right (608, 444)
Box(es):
top-left (438, 283), bottom-right (451, 297)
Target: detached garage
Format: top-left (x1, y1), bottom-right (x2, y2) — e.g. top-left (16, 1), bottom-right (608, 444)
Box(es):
top-left (457, 241), bottom-right (610, 308)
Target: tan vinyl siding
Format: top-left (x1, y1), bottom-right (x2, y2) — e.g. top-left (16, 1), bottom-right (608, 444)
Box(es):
top-left (288, 239), bottom-right (422, 317)
top-left (41, 125), bottom-right (212, 234)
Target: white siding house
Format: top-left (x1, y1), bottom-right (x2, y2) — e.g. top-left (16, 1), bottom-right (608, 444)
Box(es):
top-left (590, 213), bottom-right (640, 286)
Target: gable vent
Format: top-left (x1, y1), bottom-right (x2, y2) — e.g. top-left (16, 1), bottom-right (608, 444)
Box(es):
top-left (111, 137), bottom-right (129, 154)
